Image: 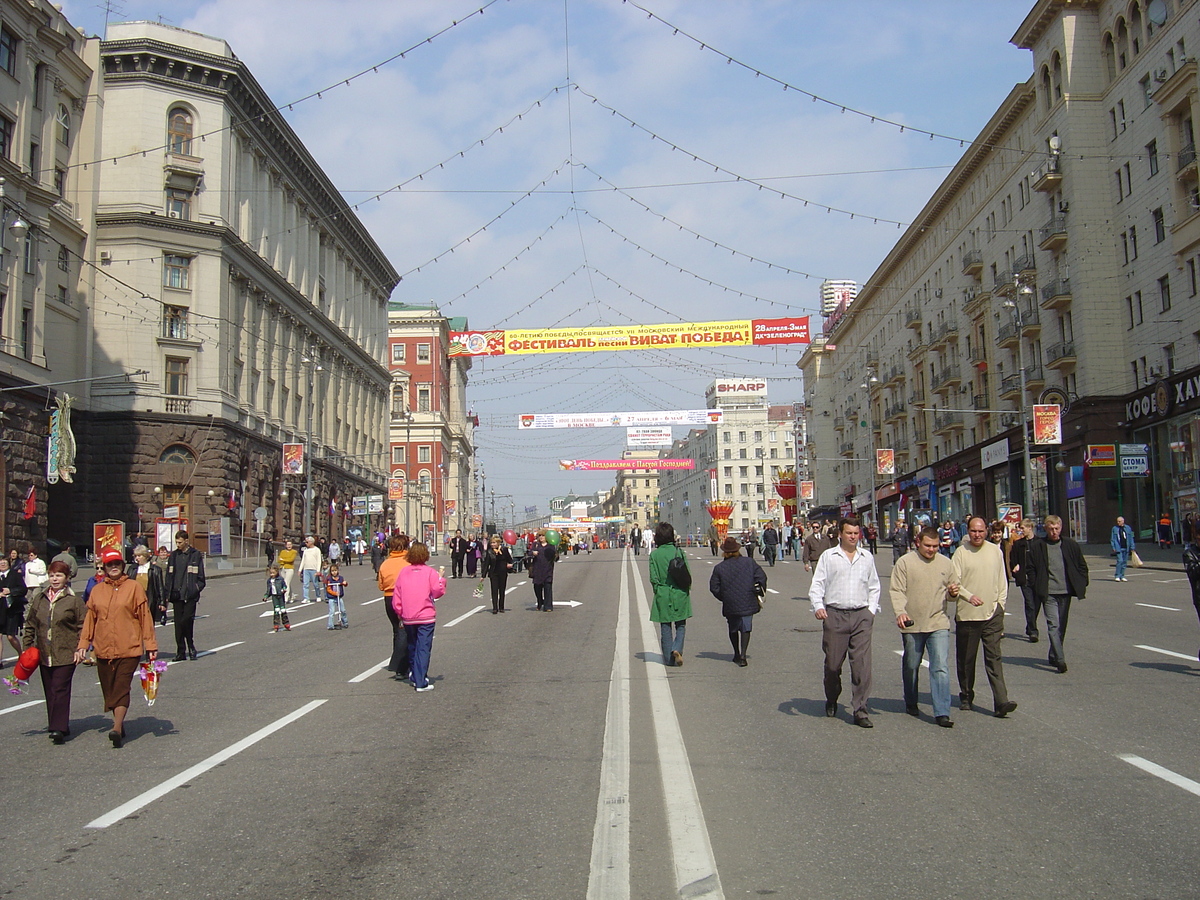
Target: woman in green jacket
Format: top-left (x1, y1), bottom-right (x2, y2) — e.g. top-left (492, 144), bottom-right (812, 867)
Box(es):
top-left (649, 522), bottom-right (692, 666)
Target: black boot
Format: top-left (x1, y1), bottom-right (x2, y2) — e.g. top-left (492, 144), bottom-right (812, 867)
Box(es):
top-left (186, 641), bottom-right (197, 661)
top-left (173, 646), bottom-right (186, 662)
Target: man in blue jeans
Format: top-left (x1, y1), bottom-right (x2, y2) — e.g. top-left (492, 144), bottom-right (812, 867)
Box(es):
top-left (1110, 515), bottom-right (1134, 582)
top-left (889, 526), bottom-right (956, 727)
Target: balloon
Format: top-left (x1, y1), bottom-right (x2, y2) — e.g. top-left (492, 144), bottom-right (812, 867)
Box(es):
top-left (545, 529), bottom-right (561, 545)
top-left (502, 529), bottom-right (517, 545)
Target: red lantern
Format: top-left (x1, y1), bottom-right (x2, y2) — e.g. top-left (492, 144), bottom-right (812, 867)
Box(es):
top-left (773, 468), bottom-right (798, 524)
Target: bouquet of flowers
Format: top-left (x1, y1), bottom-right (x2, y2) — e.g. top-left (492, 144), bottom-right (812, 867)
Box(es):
top-left (472, 579), bottom-right (484, 598)
top-left (137, 659), bottom-right (169, 706)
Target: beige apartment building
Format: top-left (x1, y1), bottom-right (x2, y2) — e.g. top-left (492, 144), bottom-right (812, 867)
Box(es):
top-left (800, 0), bottom-right (1200, 542)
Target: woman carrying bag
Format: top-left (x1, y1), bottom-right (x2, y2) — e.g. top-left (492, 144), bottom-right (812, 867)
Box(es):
top-left (709, 537), bottom-right (768, 666)
top-left (649, 522), bottom-right (692, 667)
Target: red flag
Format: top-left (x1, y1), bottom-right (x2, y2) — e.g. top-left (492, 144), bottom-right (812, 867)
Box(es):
top-left (22, 486), bottom-right (35, 519)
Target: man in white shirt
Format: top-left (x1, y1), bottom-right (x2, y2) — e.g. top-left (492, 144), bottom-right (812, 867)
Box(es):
top-left (810, 517), bottom-right (881, 727)
top-left (299, 535), bottom-right (323, 603)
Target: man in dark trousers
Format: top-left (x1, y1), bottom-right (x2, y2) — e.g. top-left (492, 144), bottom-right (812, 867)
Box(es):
top-left (761, 521), bottom-right (780, 567)
top-left (449, 529), bottom-right (469, 579)
top-left (1025, 514), bottom-right (1087, 673)
top-left (166, 530), bottom-right (206, 661)
top-left (802, 521), bottom-right (834, 573)
top-left (630, 524), bottom-right (642, 556)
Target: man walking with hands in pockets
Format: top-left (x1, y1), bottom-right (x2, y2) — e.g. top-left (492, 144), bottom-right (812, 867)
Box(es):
top-left (809, 517), bottom-right (881, 728)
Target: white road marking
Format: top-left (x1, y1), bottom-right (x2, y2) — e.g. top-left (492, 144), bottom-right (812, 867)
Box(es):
top-left (893, 649), bottom-right (930, 669)
top-left (0, 699), bottom-right (44, 716)
top-left (1136, 603), bottom-right (1180, 611)
top-left (766, 588), bottom-right (780, 595)
top-left (1135, 644), bottom-right (1197, 662)
top-left (348, 659), bottom-right (391, 683)
top-left (86, 699), bottom-right (328, 828)
top-left (553, 600), bottom-right (583, 608)
top-left (360, 596), bottom-right (384, 606)
top-left (237, 600), bottom-right (265, 610)
top-left (272, 614), bottom-right (328, 632)
top-left (630, 556), bottom-right (725, 899)
top-left (587, 547), bottom-right (631, 900)
top-left (1152, 578), bottom-right (1188, 583)
top-left (1118, 754), bottom-right (1200, 798)
top-left (166, 641), bottom-right (243, 665)
top-left (258, 603), bottom-right (308, 618)
top-left (443, 605), bottom-right (487, 628)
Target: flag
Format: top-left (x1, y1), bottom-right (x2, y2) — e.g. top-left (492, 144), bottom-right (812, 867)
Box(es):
top-left (329, 498), bottom-right (336, 517)
top-left (227, 488), bottom-right (238, 512)
top-left (22, 486), bottom-right (35, 520)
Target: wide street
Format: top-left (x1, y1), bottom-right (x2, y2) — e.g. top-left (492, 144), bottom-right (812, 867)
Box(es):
top-left (3, 545), bottom-right (1199, 899)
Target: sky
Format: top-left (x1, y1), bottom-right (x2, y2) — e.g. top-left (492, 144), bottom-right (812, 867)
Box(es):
top-left (61, 0), bottom-right (1037, 521)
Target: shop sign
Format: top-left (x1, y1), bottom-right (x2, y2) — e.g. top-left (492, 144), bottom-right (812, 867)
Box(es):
top-left (955, 478), bottom-right (972, 492)
top-left (934, 463), bottom-right (960, 481)
top-left (1120, 454), bottom-right (1149, 477)
top-left (981, 438), bottom-right (1009, 469)
top-left (1124, 379), bottom-right (1173, 423)
top-left (1085, 444), bottom-right (1117, 467)
top-left (1066, 465), bottom-right (1085, 499)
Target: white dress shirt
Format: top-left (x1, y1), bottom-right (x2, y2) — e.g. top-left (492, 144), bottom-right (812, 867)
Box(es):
top-left (809, 544), bottom-right (881, 614)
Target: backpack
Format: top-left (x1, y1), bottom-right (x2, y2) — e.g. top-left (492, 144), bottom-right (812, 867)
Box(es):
top-left (666, 548), bottom-right (691, 591)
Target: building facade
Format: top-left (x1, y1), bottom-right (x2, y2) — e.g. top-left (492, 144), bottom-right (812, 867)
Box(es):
top-left (800, 0), bottom-right (1200, 541)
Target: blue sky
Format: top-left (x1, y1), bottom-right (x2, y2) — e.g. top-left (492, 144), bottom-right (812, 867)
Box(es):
top-left (62, 0), bottom-right (1036, 517)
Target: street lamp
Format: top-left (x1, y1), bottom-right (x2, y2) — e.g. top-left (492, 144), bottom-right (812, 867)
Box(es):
top-left (301, 354), bottom-right (324, 536)
top-left (1002, 292), bottom-right (1036, 518)
top-left (860, 367), bottom-right (880, 533)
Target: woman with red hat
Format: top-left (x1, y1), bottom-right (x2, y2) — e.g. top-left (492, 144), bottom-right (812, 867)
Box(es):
top-left (20, 560), bottom-right (85, 744)
top-left (74, 549), bottom-right (158, 748)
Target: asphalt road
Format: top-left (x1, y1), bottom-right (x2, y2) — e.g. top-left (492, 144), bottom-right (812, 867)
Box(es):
top-left (3, 546), bottom-right (1199, 899)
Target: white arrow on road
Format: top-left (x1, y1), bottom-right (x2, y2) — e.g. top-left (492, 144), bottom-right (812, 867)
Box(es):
top-left (554, 600), bottom-right (582, 607)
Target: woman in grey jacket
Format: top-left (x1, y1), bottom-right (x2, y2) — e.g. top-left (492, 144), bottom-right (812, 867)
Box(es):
top-left (709, 537), bottom-right (767, 666)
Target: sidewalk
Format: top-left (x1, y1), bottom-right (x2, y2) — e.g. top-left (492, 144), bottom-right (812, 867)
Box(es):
top-left (1079, 541), bottom-right (1186, 575)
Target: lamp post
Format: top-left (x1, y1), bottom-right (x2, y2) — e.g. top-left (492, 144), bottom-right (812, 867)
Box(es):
top-left (1002, 292), bottom-right (1036, 518)
top-left (860, 367), bottom-right (880, 533)
top-left (301, 354), bottom-right (324, 537)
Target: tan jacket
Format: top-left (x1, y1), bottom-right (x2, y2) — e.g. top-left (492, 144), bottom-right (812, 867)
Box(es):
top-left (78, 573), bottom-right (157, 659)
top-left (889, 550), bottom-right (954, 633)
top-left (22, 585), bottom-right (86, 666)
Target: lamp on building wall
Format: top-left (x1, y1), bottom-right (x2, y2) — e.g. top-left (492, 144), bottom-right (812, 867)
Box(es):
top-left (1002, 292), bottom-right (1036, 518)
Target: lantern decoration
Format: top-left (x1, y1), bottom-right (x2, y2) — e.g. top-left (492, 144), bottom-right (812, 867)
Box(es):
top-left (773, 468), bottom-right (798, 524)
top-left (706, 502), bottom-right (735, 542)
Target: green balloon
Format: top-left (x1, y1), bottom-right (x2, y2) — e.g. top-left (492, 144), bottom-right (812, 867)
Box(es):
top-left (545, 529), bottom-right (562, 545)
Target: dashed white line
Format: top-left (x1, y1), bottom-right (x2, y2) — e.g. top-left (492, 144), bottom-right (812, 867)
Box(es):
top-left (166, 641), bottom-right (244, 665)
top-left (86, 699), bottom-right (328, 828)
top-left (1135, 644), bottom-right (1196, 662)
top-left (360, 596), bottom-right (384, 605)
top-left (443, 605), bottom-right (487, 628)
top-left (766, 588), bottom-right (780, 595)
top-left (0, 699), bottom-right (44, 716)
top-left (348, 659), bottom-right (391, 683)
top-left (1136, 603), bottom-right (1180, 611)
top-left (1118, 754), bottom-right (1200, 798)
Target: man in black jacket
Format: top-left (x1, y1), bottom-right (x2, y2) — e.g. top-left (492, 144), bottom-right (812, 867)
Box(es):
top-left (449, 529), bottom-right (468, 578)
top-left (1025, 514), bottom-right (1088, 673)
top-left (166, 530), bottom-right (207, 661)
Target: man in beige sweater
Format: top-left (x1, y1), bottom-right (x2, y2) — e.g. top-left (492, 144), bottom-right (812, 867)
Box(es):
top-left (890, 526), bottom-right (956, 727)
top-left (950, 517), bottom-right (1018, 718)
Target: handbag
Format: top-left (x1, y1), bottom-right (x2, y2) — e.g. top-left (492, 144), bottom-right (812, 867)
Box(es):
top-left (666, 549), bottom-right (691, 591)
top-left (1130, 550), bottom-right (1144, 568)
top-left (754, 580), bottom-right (766, 611)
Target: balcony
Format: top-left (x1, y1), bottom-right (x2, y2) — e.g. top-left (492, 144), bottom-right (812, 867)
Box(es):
top-left (1178, 141), bottom-right (1197, 178)
top-left (165, 396), bottom-right (193, 414)
top-left (909, 392), bottom-right (926, 407)
top-left (839, 441), bottom-right (856, 458)
top-left (962, 249), bottom-right (983, 276)
top-left (885, 364), bottom-right (906, 386)
top-left (907, 339), bottom-right (925, 360)
top-left (994, 270), bottom-right (1016, 296)
top-left (930, 319), bottom-right (959, 349)
top-left (1040, 278), bottom-right (1072, 310)
top-left (1013, 253), bottom-right (1036, 275)
top-left (931, 364), bottom-right (962, 392)
top-left (1031, 155), bottom-right (1062, 192)
top-left (914, 422), bottom-right (929, 445)
top-left (833, 416), bottom-right (845, 431)
top-left (933, 411), bottom-right (965, 434)
top-left (997, 321), bottom-right (1019, 349)
top-left (1039, 217), bottom-right (1067, 251)
top-left (1045, 340), bottom-right (1077, 370)
top-left (904, 305), bottom-right (923, 330)
top-left (1024, 365), bottom-right (1046, 390)
top-left (1019, 306), bottom-right (1041, 336)
top-left (962, 286), bottom-right (991, 317)
top-left (884, 401), bottom-right (906, 423)
top-left (999, 374), bottom-right (1022, 398)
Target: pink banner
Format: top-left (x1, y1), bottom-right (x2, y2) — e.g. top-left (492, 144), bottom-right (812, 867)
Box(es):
top-left (558, 459), bottom-right (696, 471)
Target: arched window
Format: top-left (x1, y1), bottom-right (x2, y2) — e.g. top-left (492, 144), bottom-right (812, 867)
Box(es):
top-left (56, 104), bottom-right (70, 145)
top-left (1130, 3), bottom-right (1143, 55)
top-left (1040, 66), bottom-right (1053, 110)
top-left (1052, 53), bottom-right (1064, 99)
top-left (1116, 18), bottom-right (1129, 69)
top-left (159, 443), bottom-right (196, 465)
top-left (57, 244), bottom-right (69, 273)
top-left (167, 107), bottom-right (193, 155)
top-left (1103, 33), bottom-right (1116, 82)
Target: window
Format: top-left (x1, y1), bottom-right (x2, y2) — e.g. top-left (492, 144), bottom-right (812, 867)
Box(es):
top-left (1148, 139), bottom-right (1159, 176)
top-left (0, 26), bottom-right (16, 76)
top-left (417, 384), bottom-right (431, 411)
top-left (164, 357), bottom-right (189, 395)
top-left (723, 466), bottom-right (732, 477)
top-left (1130, 225), bottom-right (1138, 259)
top-left (391, 446), bottom-right (406, 466)
top-left (166, 188), bottom-right (191, 219)
top-left (739, 484), bottom-right (748, 496)
top-left (390, 343), bottom-right (405, 364)
top-left (1159, 275), bottom-right (1172, 312)
top-left (416, 343), bottom-right (431, 363)
top-left (23, 234), bottom-right (33, 275)
top-left (1190, 259), bottom-right (1198, 297)
top-left (28, 142), bottom-right (38, 181)
top-left (163, 254), bottom-right (190, 289)
top-left (723, 483), bottom-right (732, 497)
top-left (417, 445), bottom-right (432, 464)
top-left (162, 304), bottom-right (188, 340)
top-left (1153, 208), bottom-right (1166, 243)
top-left (738, 431), bottom-right (747, 443)
top-left (53, 168), bottom-right (65, 198)
top-left (1118, 100), bottom-right (1127, 130)
top-left (163, 486), bottom-right (191, 525)
top-left (722, 431), bottom-right (731, 443)
top-left (57, 285), bottom-right (68, 305)
top-left (770, 448), bottom-right (778, 459)
top-left (1115, 170), bottom-right (1125, 202)
top-left (19, 307), bottom-right (31, 359)
top-left (158, 444), bottom-right (196, 465)
top-left (0, 114), bottom-right (13, 161)
top-left (722, 449), bottom-right (731, 460)
top-left (738, 448), bottom-right (747, 459)
top-left (753, 431), bottom-right (762, 442)
top-left (56, 104), bottom-right (70, 146)
top-left (1140, 74), bottom-right (1153, 107)
top-left (1165, 343), bottom-right (1177, 376)
top-left (1121, 232), bottom-right (1129, 265)
top-left (167, 107), bottom-right (193, 155)
top-left (739, 466), bottom-right (748, 477)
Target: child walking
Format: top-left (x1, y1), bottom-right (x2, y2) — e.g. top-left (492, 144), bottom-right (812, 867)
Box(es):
top-left (264, 565), bottom-right (290, 632)
top-left (323, 563), bottom-right (348, 630)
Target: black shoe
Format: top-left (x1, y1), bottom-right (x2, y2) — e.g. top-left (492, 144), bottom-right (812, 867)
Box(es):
top-left (906, 705), bottom-right (920, 717)
top-left (825, 701), bottom-right (837, 718)
top-left (853, 715), bottom-right (874, 728)
top-left (994, 701), bottom-right (1018, 718)
top-left (961, 700), bottom-right (973, 712)
top-left (491, 609), bottom-right (498, 615)
top-left (108, 730), bottom-right (123, 748)
top-left (187, 648), bottom-right (197, 661)
top-left (936, 716), bottom-right (954, 728)
top-left (48, 731), bottom-right (65, 744)
top-left (173, 653), bottom-right (186, 662)
top-left (1056, 662), bottom-right (1068, 674)
top-left (1027, 634), bottom-right (1039, 644)
top-left (737, 657), bottom-right (748, 667)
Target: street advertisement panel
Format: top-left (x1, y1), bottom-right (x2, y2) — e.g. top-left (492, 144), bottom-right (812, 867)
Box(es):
top-left (444, 500), bottom-right (457, 522)
top-left (368, 494), bottom-right (384, 514)
top-left (1085, 444), bottom-right (1117, 467)
top-left (472, 514), bottom-right (483, 528)
top-left (519, 409), bottom-right (722, 429)
top-left (388, 476), bottom-right (404, 500)
top-left (93, 520), bottom-right (125, 559)
top-left (449, 317), bottom-right (810, 357)
top-left (997, 503), bottom-right (1023, 526)
top-left (1032, 404), bottom-right (1062, 444)
top-left (208, 517), bottom-right (230, 556)
top-left (352, 495), bottom-right (368, 516)
top-left (800, 481), bottom-right (814, 500)
top-left (558, 459), bottom-right (696, 471)
top-left (282, 443), bottom-right (305, 475)
top-left (154, 519), bottom-right (186, 552)
top-left (876, 449), bottom-right (895, 476)
top-left (626, 426), bottom-right (673, 448)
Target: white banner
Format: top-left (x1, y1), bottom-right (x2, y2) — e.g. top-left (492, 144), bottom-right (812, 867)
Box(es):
top-left (626, 426), bottom-right (673, 448)
top-left (518, 409), bottom-right (722, 429)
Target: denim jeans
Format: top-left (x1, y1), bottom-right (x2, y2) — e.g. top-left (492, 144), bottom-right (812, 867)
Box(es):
top-left (405, 622), bottom-right (435, 688)
top-left (660, 621), bottom-right (686, 664)
top-left (901, 630), bottom-right (950, 717)
top-left (301, 568), bottom-right (319, 602)
top-left (327, 596), bottom-right (347, 628)
top-left (1114, 549), bottom-right (1130, 579)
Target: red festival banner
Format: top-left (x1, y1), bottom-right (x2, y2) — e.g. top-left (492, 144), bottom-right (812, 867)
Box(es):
top-left (1031, 404), bottom-right (1062, 445)
top-left (282, 443), bottom-right (305, 475)
top-left (558, 459), bottom-right (696, 471)
top-left (449, 317), bottom-right (809, 357)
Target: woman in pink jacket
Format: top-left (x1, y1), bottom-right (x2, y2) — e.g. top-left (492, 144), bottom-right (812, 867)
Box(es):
top-left (391, 543), bottom-right (446, 692)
